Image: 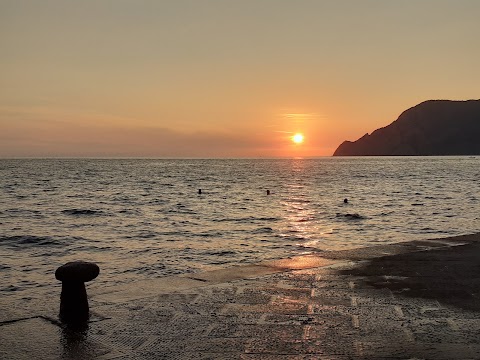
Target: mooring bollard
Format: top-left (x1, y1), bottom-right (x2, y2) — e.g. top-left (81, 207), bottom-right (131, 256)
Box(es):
top-left (55, 261), bottom-right (99, 324)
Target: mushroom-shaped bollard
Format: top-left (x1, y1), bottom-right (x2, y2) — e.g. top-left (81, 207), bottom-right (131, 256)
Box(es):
top-left (55, 261), bottom-right (99, 323)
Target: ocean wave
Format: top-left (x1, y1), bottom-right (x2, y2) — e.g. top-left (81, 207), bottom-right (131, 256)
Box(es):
top-left (148, 198), bottom-right (170, 205)
top-left (71, 244), bottom-right (113, 252)
top-left (160, 183), bottom-right (174, 187)
top-left (213, 216), bottom-right (281, 223)
top-left (5, 208), bottom-right (44, 218)
top-left (136, 232), bottom-right (158, 239)
top-left (167, 209), bottom-right (197, 215)
top-left (0, 235), bottom-right (60, 247)
top-left (251, 227), bottom-right (274, 234)
top-left (1, 285), bottom-right (19, 292)
top-left (335, 213), bottom-right (366, 220)
top-left (62, 209), bottom-right (106, 216)
top-left (195, 231), bottom-right (224, 237)
top-left (154, 230), bottom-right (185, 237)
top-left (205, 250), bottom-right (237, 256)
top-left (126, 248), bottom-right (159, 255)
top-left (296, 217), bottom-right (315, 223)
top-left (118, 209), bottom-right (142, 215)
top-left (133, 264), bottom-right (168, 275)
top-left (283, 198), bottom-right (312, 204)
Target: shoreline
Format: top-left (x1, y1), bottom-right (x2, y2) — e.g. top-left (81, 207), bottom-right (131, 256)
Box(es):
top-left (2, 231), bottom-right (480, 359)
top-left (90, 232), bottom-right (480, 302)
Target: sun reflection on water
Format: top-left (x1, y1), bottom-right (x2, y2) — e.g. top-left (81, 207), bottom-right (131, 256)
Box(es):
top-left (277, 160), bottom-right (332, 253)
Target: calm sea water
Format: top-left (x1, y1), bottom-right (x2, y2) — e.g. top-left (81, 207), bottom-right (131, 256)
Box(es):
top-left (1, 158), bottom-right (479, 299)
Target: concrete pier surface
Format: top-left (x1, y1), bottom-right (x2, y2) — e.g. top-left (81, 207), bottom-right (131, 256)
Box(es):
top-left (2, 233), bottom-right (480, 359)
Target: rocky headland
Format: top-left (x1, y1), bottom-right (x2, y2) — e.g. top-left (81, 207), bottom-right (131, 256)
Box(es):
top-left (333, 99), bottom-right (480, 156)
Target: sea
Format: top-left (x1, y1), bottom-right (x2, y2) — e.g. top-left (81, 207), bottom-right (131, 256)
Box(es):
top-left (1, 157), bottom-right (479, 301)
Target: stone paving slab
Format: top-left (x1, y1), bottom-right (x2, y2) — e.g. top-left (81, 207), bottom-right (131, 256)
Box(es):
top-left (0, 317), bottom-right (112, 360)
top-left (2, 233), bottom-right (480, 359)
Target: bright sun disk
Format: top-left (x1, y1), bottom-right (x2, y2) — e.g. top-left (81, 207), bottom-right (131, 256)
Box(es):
top-left (292, 133), bottom-right (304, 144)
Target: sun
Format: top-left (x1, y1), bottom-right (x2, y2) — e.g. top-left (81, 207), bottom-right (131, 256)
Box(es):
top-left (292, 133), bottom-right (304, 144)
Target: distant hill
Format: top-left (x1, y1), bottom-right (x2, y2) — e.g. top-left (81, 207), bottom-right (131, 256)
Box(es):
top-left (333, 100), bottom-right (480, 156)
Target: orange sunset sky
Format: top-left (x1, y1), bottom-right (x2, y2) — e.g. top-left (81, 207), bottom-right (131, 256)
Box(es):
top-left (1, 1), bottom-right (479, 158)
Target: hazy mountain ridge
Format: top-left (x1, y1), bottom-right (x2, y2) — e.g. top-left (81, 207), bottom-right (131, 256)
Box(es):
top-left (333, 100), bottom-right (480, 156)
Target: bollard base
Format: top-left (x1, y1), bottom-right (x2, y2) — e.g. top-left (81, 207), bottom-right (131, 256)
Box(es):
top-left (59, 281), bottom-right (89, 324)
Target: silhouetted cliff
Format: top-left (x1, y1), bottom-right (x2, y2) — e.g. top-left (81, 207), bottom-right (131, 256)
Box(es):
top-left (333, 100), bottom-right (480, 156)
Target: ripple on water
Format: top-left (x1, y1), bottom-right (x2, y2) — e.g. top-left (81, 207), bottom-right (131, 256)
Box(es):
top-left (5, 208), bottom-right (45, 218)
top-left (0, 235), bottom-right (59, 247)
top-left (1, 157), bottom-right (479, 299)
top-left (62, 209), bottom-right (107, 216)
top-left (205, 250), bottom-right (237, 256)
top-left (251, 227), bottom-right (274, 234)
top-left (335, 213), bottom-right (366, 220)
top-left (2, 285), bottom-right (20, 292)
top-left (213, 216), bottom-right (281, 223)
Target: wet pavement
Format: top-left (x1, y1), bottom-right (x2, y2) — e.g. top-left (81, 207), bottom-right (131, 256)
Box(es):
top-left (1, 233), bottom-right (480, 359)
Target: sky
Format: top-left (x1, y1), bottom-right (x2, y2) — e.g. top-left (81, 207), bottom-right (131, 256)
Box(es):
top-left (1, 0), bottom-right (479, 157)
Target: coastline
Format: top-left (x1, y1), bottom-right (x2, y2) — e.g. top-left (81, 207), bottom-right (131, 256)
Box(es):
top-left (2, 232), bottom-right (480, 358)
top-left (89, 232), bottom-right (480, 300)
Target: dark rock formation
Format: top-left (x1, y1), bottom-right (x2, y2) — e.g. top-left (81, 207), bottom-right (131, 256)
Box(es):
top-left (55, 261), bottom-right (100, 324)
top-left (333, 100), bottom-right (480, 156)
